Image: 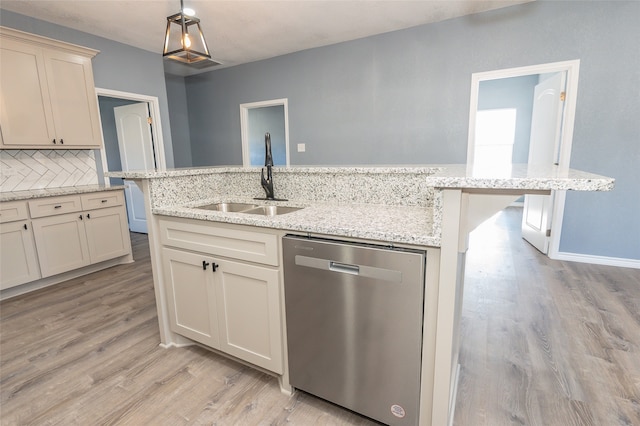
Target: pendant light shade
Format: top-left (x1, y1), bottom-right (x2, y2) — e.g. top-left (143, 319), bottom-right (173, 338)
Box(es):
top-left (163, 0), bottom-right (211, 64)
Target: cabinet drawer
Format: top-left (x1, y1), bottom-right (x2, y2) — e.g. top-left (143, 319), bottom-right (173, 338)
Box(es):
top-left (159, 218), bottom-right (279, 266)
top-left (0, 200), bottom-right (29, 223)
top-left (29, 195), bottom-right (82, 218)
top-left (81, 190), bottom-right (124, 210)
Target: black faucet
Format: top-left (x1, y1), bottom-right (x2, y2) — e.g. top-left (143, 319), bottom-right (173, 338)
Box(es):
top-left (260, 132), bottom-right (276, 199)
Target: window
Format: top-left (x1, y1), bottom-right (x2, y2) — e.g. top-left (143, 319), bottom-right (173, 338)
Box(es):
top-left (473, 108), bottom-right (517, 168)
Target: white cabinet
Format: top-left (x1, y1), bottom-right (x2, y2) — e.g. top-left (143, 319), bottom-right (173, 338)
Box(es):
top-left (0, 201), bottom-right (41, 290)
top-left (84, 207), bottom-right (131, 264)
top-left (0, 27), bottom-right (101, 149)
top-left (159, 217), bottom-right (284, 374)
top-left (162, 247), bottom-right (220, 348)
top-left (215, 257), bottom-right (282, 372)
top-left (28, 191), bottom-right (131, 278)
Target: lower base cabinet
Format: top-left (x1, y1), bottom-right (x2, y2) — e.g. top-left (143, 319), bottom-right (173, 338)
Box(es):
top-left (32, 211), bottom-right (91, 277)
top-left (159, 218), bottom-right (284, 375)
top-left (32, 206), bottom-right (130, 278)
top-left (0, 220), bottom-right (40, 290)
top-left (0, 190), bottom-right (132, 293)
top-left (162, 247), bottom-right (220, 348)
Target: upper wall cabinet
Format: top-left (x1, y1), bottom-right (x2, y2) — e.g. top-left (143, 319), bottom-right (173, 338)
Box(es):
top-left (0, 27), bottom-right (102, 149)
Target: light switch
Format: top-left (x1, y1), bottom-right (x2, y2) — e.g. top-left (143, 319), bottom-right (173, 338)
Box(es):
top-left (297, 143), bottom-right (306, 153)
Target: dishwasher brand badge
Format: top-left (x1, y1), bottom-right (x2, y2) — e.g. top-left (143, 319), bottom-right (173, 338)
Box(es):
top-left (390, 404), bottom-right (406, 418)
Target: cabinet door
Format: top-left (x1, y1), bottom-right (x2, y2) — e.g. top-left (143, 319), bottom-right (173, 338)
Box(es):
top-left (215, 258), bottom-right (283, 374)
top-left (0, 39), bottom-right (55, 146)
top-left (162, 248), bottom-right (220, 348)
top-left (44, 48), bottom-right (101, 147)
top-left (0, 221), bottom-right (41, 290)
top-left (84, 206), bottom-right (131, 264)
top-left (32, 212), bottom-right (90, 278)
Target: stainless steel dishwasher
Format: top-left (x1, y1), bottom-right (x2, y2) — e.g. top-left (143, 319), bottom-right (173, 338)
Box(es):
top-left (283, 235), bottom-right (426, 425)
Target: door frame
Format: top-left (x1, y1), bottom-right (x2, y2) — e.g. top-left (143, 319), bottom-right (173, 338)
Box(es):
top-left (95, 87), bottom-right (167, 174)
top-left (239, 98), bottom-right (290, 167)
top-left (466, 60), bottom-right (580, 258)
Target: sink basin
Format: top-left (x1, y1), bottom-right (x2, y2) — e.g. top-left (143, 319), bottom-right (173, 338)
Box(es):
top-left (196, 202), bottom-right (258, 212)
top-left (242, 206), bottom-right (303, 216)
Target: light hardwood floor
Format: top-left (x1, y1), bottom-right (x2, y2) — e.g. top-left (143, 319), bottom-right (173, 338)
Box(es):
top-left (1, 208), bottom-right (638, 425)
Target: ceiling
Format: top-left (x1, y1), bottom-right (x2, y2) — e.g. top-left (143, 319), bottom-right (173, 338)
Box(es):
top-left (1, 0), bottom-right (532, 76)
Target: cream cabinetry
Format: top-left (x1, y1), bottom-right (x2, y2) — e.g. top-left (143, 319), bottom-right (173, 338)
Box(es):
top-left (29, 191), bottom-right (131, 278)
top-left (0, 201), bottom-right (41, 290)
top-left (159, 217), bottom-right (284, 374)
top-left (0, 27), bottom-right (101, 149)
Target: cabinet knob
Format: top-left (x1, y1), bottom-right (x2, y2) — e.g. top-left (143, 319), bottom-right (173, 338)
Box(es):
top-left (52, 139), bottom-right (56, 144)
top-left (60, 139), bottom-right (64, 145)
top-left (212, 263), bottom-right (219, 272)
top-left (24, 224), bottom-right (28, 230)
top-left (79, 214), bottom-right (83, 220)
top-left (87, 213), bottom-right (91, 219)
top-left (202, 260), bottom-right (210, 270)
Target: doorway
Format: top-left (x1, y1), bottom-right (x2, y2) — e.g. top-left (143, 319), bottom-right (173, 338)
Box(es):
top-left (96, 88), bottom-right (166, 234)
top-left (467, 60), bottom-right (580, 258)
top-left (240, 99), bottom-right (290, 167)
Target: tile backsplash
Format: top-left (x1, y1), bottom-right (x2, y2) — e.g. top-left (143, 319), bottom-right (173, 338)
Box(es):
top-left (0, 150), bottom-right (98, 192)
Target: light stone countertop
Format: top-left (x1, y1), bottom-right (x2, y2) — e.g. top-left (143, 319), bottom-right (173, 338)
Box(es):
top-left (105, 165), bottom-right (441, 179)
top-left (0, 185), bottom-right (125, 202)
top-left (154, 198), bottom-right (439, 247)
top-left (426, 164), bottom-right (614, 191)
top-left (105, 164), bottom-right (614, 248)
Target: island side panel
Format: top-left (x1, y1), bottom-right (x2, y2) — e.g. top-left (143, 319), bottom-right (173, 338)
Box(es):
top-left (136, 178), bottom-right (191, 346)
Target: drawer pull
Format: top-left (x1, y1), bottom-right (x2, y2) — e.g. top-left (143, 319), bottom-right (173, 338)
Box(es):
top-left (101, 200), bottom-right (108, 203)
top-left (54, 205), bottom-right (62, 209)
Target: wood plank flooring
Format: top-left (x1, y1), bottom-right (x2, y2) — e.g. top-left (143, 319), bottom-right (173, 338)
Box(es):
top-left (1, 208), bottom-right (638, 425)
top-left (454, 208), bottom-right (640, 426)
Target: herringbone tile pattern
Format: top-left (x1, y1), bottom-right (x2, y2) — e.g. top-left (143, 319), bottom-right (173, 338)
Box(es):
top-left (0, 149), bottom-right (98, 192)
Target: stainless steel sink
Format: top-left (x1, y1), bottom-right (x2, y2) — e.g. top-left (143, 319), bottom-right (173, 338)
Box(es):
top-left (242, 206), bottom-right (303, 216)
top-left (195, 202), bottom-right (303, 216)
top-left (196, 202), bottom-right (258, 212)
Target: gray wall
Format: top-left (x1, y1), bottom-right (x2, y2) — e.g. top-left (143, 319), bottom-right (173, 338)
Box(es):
top-left (477, 75), bottom-right (537, 163)
top-left (183, 1), bottom-right (640, 261)
top-left (165, 74), bottom-right (192, 167)
top-left (0, 9), bottom-right (176, 168)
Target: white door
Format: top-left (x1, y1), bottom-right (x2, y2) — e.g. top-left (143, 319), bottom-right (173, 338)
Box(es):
top-left (114, 102), bottom-right (155, 233)
top-left (521, 72), bottom-right (566, 253)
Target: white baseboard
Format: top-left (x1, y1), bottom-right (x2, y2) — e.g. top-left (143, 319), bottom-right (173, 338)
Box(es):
top-left (553, 251), bottom-right (640, 269)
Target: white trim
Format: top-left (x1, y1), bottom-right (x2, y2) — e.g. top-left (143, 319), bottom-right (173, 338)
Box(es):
top-left (239, 98), bottom-right (290, 167)
top-left (467, 60), bottom-right (581, 260)
top-left (553, 251), bottom-right (640, 269)
top-left (95, 88), bottom-right (167, 173)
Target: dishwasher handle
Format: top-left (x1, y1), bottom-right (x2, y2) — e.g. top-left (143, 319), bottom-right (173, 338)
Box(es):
top-left (329, 261), bottom-right (359, 275)
top-left (294, 255), bottom-right (402, 283)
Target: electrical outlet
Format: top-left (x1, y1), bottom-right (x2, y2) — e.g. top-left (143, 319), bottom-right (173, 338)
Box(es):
top-left (297, 143), bottom-right (306, 153)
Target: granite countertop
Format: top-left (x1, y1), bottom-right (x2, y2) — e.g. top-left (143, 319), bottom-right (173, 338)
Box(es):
top-left (105, 165), bottom-right (441, 179)
top-left (426, 164), bottom-right (614, 191)
top-left (155, 198), bottom-right (439, 247)
top-left (108, 164), bottom-right (614, 247)
top-left (0, 185), bottom-right (125, 202)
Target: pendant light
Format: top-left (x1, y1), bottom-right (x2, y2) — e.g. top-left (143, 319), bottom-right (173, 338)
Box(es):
top-left (163, 0), bottom-right (211, 64)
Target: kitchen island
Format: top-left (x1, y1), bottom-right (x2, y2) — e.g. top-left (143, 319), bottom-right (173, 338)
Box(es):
top-left (107, 165), bottom-right (613, 426)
